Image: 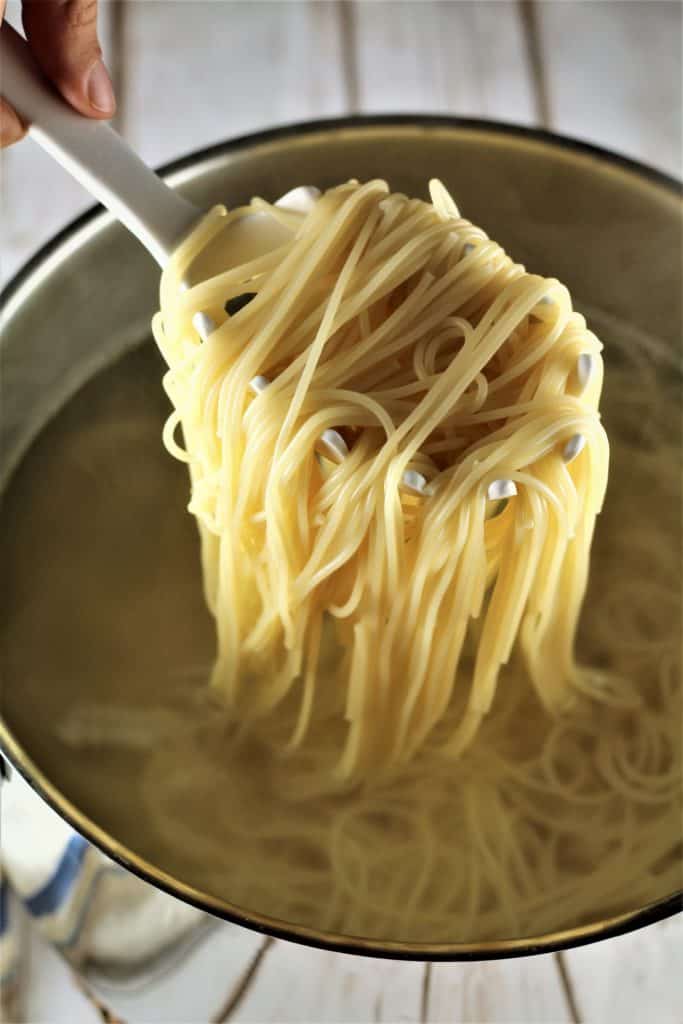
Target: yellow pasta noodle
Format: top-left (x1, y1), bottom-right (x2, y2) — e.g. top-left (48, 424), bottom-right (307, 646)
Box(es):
top-left (153, 179), bottom-right (608, 781)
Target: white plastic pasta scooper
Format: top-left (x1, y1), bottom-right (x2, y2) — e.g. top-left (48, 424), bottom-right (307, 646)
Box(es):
top-left (0, 23), bottom-right (337, 444)
top-left (0, 23), bottom-right (412, 486)
top-left (0, 23), bottom-right (316, 271)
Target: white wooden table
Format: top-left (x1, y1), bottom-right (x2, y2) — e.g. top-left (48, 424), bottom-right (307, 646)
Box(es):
top-left (2, 2), bottom-right (681, 1021)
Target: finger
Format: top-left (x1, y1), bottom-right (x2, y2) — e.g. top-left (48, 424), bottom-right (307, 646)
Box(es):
top-left (22, 0), bottom-right (116, 118)
top-left (0, 96), bottom-right (27, 147)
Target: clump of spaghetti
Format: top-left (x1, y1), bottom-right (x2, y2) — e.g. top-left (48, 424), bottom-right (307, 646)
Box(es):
top-left (153, 179), bottom-right (608, 781)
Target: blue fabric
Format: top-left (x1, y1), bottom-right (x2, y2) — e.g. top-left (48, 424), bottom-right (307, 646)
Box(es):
top-left (1, 771), bottom-right (207, 1006)
top-left (25, 834), bottom-right (88, 917)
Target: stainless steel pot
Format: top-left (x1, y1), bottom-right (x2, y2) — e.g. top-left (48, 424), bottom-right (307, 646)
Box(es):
top-left (1, 117), bottom-right (681, 959)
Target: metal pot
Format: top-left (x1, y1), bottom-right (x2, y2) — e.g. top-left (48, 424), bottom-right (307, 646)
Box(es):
top-left (1, 117), bottom-right (681, 960)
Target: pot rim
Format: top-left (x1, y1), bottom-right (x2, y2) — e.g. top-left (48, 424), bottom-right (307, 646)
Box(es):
top-left (2, 114), bottom-right (681, 961)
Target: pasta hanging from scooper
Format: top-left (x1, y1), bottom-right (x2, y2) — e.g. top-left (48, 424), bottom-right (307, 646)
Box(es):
top-left (153, 178), bottom-right (607, 781)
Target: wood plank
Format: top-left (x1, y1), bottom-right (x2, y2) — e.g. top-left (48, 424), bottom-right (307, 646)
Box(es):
top-left (536, 0), bottom-right (682, 177)
top-left (560, 916), bottom-right (683, 1024)
top-left (229, 941), bottom-right (424, 1023)
top-left (426, 955), bottom-right (573, 1023)
top-left (0, 1), bottom-right (119, 286)
top-left (122, 0), bottom-right (347, 169)
top-left (350, 0), bottom-right (537, 123)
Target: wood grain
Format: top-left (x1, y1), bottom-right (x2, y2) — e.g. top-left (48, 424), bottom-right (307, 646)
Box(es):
top-left (350, 0), bottom-right (537, 123)
top-left (535, 0), bottom-right (683, 177)
top-left (227, 941), bottom-right (425, 1023)
top-left (426, 955), bottom-right (573, 1023)
top-left (561, 915), bottom-right (683, 1024)
top-left (121, 0), bottom-right (347, 168)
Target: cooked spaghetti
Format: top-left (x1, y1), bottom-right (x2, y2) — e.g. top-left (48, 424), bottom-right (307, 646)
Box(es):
top-left (153, 179), bottom-right (608, 780)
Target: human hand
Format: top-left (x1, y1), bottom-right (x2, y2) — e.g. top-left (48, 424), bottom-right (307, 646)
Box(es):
top-left (1, 0), bottom-right (115, 148)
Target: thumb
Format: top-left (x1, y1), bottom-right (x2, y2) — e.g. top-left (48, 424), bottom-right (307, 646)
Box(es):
top-left (22, 0), bottom-right (116, 118)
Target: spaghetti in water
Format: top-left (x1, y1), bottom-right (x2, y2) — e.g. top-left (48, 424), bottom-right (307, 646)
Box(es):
top-left (142, 180), bottom-right (681, 940)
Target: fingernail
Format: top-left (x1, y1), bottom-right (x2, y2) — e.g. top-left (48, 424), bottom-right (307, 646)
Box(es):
top-left (87, 59), bottom-right (115, 114)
